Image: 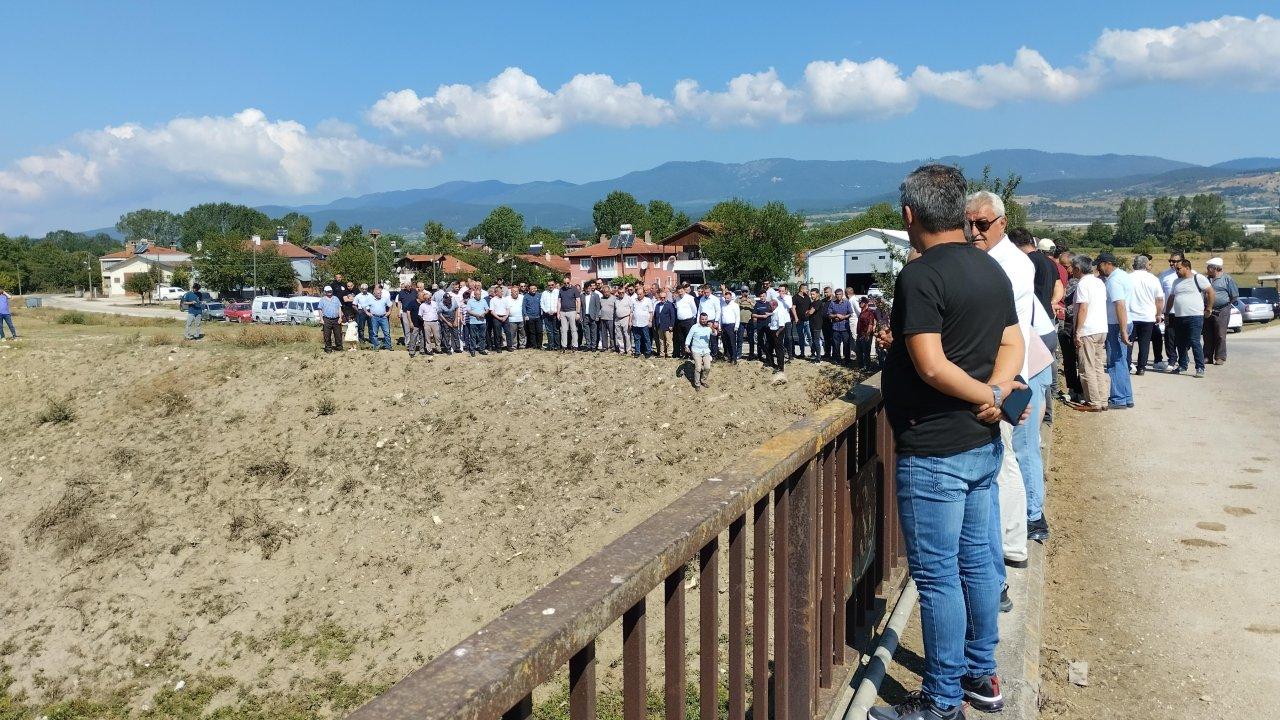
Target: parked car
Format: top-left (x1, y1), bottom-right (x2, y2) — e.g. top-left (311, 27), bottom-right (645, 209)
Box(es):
top-left (285, 296), bottom-right (322, 325)
top-left (224, 302), bottom-right (252, 323)
top-left (251, 296), bottom-right (289, 323)
top-left (202, 301), bottom-right (225, 321)
top-left (1236, 296), bottom-right (1275, 323)
top-left (1229, 304), bottom-right (1243, 333)
top-left (154, 285), bottom-right (185, 301)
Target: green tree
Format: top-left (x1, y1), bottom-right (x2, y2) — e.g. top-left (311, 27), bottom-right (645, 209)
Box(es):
top-left (593, 191), bottom-right (649, 239)
top-left (526, 226), bottom-right (566, 256)
top-left (192, 233), bottom-right (251, 295)
top-left (124, 271), bottom-right (155, 302)
top-left (1113, 197), bottom-right (1148, 247)
top-left (701, 199), bottom-right (803, 284)
top-left (451, 247), bottom-right (557, 287)
top-left (422, 220), bottom-right (462, 255)
top-left (325, 225), bottom-right (395, 286)
top-left (1203, 221), bottom-right (1243, 251)
top-left (254, 245), bottom-right (299, 295)
top-left (1187, 194), bottom-right (1227, 236)
top-left (646, 199), bottom-right (691, 242)
top-left (169, 265), bottom-right (191, 289)
top-left (474, 206), bottom-right (527, 253)
top-left (1170, 230), bottom-right (1204, 253)
top-left (276, 212), bottom-right (313, 247)
top-left (1084, 220), bottom-right (1114, 247)
top-left (323, 220), bottom-right (342, 237)
top-left (1151, 195), bottom-right (1189, 242)
top-left (967, 166), bottom-right (1027, 229)
top-left (179, 203), bottom-right (273, 252)
top-left (1267, 234), bottom-right (1280, 256)
top-left (802, 202), bottom-right (904, 249)
top-left (115, 209), bottom-right (182, 246)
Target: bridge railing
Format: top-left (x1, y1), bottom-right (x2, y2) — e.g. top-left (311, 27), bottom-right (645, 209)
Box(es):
top-left (351, 379), bottom-right (906, 720)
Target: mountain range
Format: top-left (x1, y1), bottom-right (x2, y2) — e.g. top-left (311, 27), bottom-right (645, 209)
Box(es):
top-left (233, 149), bottom-right (1280, 235)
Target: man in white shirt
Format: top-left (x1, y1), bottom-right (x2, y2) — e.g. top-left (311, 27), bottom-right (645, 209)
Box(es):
top-left (540, 282), bottom-right (560, 350)
top-left (1071, 255), bottom-right (1110, 409)
top-left (765, 296), bottom-right (790, 372)
top-left (777, 285), bottom-right (796, 360)
top-left (614, 286), bottom-right (635, 355)
top-left (697, 285), bottom-right (722, 358)
top-left (631, 289), bottom-right (655, 357)
top-left (1127, 255), bottom-right (1165, 376)
top-left (1164, 258), bottom-right (1214, 377)
top-left (507, 286), bottom-right (525, 349)
top-left (353, 284), bottom-right (374, 345)
top-left (967, 191), bottom-right (1049, 577)
top-left (488, 287), bottom-right (510, 351)
top-left (673, 285), bottom-right (698, 358)
top-left (719, 288), bottom-right (740, 363)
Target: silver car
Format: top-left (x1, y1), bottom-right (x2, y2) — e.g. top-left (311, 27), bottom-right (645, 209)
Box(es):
top-left (1237, 297), bottom-right (1275, 323)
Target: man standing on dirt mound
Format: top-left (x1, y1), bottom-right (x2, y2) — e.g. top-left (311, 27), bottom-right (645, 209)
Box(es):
top-left (872, 165), bottom-right (1026, 720)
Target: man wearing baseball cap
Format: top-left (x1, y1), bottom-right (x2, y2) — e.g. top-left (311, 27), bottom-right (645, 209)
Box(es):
top-left (318, 285), bottom-right (342, 353)
top-left (1203, 257), bottom-right (1239, 365)
top-left (1036, 237), bottom-right (1056, 254)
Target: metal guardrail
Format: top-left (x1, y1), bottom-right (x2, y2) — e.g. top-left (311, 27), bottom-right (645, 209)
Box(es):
top-left (352, 377), bottom-right (907, 720)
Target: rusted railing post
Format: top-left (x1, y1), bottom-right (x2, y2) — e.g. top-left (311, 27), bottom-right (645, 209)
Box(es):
top-left (570, 642), bottom-right (597, 720)
top-left (665, 567), bottom-right (686, 720)
top-left (728, 517), bottom-right (746, 720)
top-left (700, 540), bottom-right (719, 720)
top-left (786, 461), bottom-right (816, 720)
top-left (623, 601), bottom-right (645, 720)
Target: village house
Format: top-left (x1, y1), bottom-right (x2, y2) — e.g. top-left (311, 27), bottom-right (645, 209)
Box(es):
top-left (98, 241), bottom-right (191, 297)
top-left (802, 228), bottom-right (909, 295)
top-left (395, 254), bottom-right (479, 285)
top-left (566, 231), bottom-right (682, 288)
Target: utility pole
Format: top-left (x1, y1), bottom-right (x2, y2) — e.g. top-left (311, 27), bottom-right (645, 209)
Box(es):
top-left (370, 229), bottom-right (382, 288)
top-left (252, 234), bottom-right (261, 298)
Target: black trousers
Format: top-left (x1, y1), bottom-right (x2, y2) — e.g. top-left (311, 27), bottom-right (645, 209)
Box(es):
top-left (322, 316), bottom-right (342, 350)
top-left (524, 319), bottom-right (542, 349)
top-left (1150, 322), bottom-right (1165, 363)
top-left (822, 322), bottom-right (834, 359)
top-left (1058, 328), bottom-right (1083, 396)
top-left (767, 328), bottom-right (787, 370)
top-left (674, 318), bottom-right (695, 357)
top-left (1163, 319), bottom-right (1177, 365)
top-left (1132, 320), bottom-right (1156, 370)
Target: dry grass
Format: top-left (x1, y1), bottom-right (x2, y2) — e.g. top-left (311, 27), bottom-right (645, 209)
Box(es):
top-left (245, 458), bottom-right (295, 485)
top-left (805, 366), bottom-right (860, 407)
top-left (25, 485), bottom-right (138, 562)
top-left (228, 507), bottom-right (296, 559)
top-left (215, 324), bottom-right (314, 348)
top-left (129, 372), bottom-right (191, 418)
top-left (315, 395), bottom-right (337, 416)
top-left (35, 396), bottom-right (76, 425)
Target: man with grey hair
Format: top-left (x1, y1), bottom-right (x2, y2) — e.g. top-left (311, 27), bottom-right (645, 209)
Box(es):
top-left (1127, 254), bottom-right (1165, 375)
top-left (967, 192), bottom-right (1056, 563)
top-left (872, 166), bottom-right (1024, 720)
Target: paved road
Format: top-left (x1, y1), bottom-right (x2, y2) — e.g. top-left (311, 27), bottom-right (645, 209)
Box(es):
top-left (1041, 323), bottom-right (1280, 718)
top-left (41, 294), bottom-right (185, 320)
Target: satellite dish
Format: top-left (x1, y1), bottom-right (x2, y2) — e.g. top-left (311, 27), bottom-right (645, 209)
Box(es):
top-left (639, 260), bottom-right (649, 270)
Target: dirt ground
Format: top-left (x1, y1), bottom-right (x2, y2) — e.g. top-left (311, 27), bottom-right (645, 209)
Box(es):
top-left (1039, 324), bottom-right (1280, 718)
top-left (0, 309), bottom-right (856, 718)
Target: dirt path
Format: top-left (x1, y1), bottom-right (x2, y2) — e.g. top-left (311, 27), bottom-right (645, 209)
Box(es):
top-left (1041, 324), bottom-right (1280, 717)
top-left (42, 293), bottom-right (187, 319)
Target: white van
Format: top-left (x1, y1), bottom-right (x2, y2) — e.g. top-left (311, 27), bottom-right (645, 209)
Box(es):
top-left (285, 296), bottom-right (322, 325)
top-left (251, 296), bottom-right (289, 324)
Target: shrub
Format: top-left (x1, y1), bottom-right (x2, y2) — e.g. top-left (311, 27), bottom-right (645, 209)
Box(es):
top-left (56, 311), bottom-right (90, 325)
top-left (316, 396), bottom-right (337, 416)
top-left (226, 325), bottom-right (313, 348)
top-left (37, 396), bottom-right (76, 425)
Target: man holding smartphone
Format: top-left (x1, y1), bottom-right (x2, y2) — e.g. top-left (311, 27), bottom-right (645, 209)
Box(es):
top-left (872, 165), bottom-right (1026, 720)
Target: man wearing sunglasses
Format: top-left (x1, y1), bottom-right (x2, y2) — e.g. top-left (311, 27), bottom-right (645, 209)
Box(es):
top-left (1156, 252), bottom-right (1185, 370)
top-left (967, 191), bottom-right (1058, 589)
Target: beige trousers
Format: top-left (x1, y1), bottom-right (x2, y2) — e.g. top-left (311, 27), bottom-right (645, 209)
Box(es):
top-left (1075, 333), bottom-right (1109, 408)
top-left (998, 420), bottom-right (1028, 563)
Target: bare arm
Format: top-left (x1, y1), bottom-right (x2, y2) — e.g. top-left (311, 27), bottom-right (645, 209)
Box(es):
top-left (1203, 285), bottom-right (1215, 315)
top-left (1051, 279), bottom-right (1064, 307)
top-left (1075, 301), bottom-right (1089, 335)
top-left (1115, 301), bottom-right (1129, 343)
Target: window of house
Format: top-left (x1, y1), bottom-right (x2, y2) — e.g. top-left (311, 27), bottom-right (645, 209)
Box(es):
top-left (625, 256), bottom-right (637, 268)
top-left (598, 258), bottom-right (615, 272)
top-left (580, 258), bottom-right (591, 271)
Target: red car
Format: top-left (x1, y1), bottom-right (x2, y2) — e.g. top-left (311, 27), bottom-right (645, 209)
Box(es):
top-left (224, 302), bottom-right (252, 323)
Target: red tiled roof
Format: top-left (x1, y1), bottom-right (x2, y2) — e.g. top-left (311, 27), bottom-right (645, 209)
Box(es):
top-left (565, 240), bottom-right (678, 258)
top-left (244, 239), bottom-right (315, 259)
top-left (659, 221), bottom-right (721, 247)
top-left (519, 253), bottom-right (572, 273)
top-left (401, 254), bottom-right (477, 274)
top-left (306, 245), bottom-right (335, 257)
top-left (100, 244), bottom-right (189, 260)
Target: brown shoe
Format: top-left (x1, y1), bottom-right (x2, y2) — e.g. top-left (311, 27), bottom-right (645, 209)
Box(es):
top-left (1073, 404), bottom-right (1102, 413)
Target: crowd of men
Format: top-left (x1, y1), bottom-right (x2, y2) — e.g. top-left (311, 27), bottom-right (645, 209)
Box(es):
top-left (311, 273), bottom-right (895, 384)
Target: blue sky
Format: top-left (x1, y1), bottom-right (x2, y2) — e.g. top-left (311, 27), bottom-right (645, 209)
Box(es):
top-left (2, 1), bottom-right (1278, 234)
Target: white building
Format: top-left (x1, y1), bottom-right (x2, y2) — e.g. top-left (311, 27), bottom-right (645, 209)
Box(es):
top-left (98, 241), bottom-right (191, 297)
top-left (803, 228), bottom-right (909, 294)
top-left (1243, 223), bottom-right (1266, 236)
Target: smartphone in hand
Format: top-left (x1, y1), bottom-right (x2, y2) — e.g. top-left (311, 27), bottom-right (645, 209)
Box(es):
top-left (1000, 375), bottom-right (1033, 425)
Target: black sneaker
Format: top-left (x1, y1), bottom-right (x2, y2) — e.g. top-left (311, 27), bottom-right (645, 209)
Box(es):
top-left (1003, 557), bottom-right (1027, 569)
top-left (961, 674), bottom-right (1005, 713)
top-left (869, 692), bottom-right (964, 720)
top-left (1000, 584), bottom-right (1012, 613)
top-left (1027, 516), bottom-right (1050, 542)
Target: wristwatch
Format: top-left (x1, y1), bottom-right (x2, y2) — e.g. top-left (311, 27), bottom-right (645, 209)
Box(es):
top-left (990, 384), bottom-right (1003, 408)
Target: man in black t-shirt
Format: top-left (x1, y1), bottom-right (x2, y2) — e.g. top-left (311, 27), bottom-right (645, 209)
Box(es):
top-left (870, 165), bottom-right (1025, 720)
top-left (793, 288), bottom-right (814, 359)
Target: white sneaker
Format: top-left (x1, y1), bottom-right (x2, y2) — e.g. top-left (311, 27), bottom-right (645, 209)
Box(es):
top-left (1153, 361), bottom-right (1167, 371)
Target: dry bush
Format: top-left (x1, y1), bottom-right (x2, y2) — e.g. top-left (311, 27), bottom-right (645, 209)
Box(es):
top-left (25, 485), bottom-right (136, 561)
top-left (106, 446), bottom-right (138, 470)
top-left (0, 542), bottom-right (11, 573)
top-left (147, 333), bottom-right (177, 346)
top-left (222, 324), bottom-right (313, 348)
top-left (56, 311), bottom-right (95, 325)
top-left (129, 372), bottom-right (191, 418)
top-left (36, 396), bottom-right (76, 425)
top-left (805, 367), bottom-right (858, 408)
top-left (315, 396), bottom-right (337, 416)
top-left (246, 458), bottom-right (295, 484)
top-left (229, 507), bottom-right (296, 559)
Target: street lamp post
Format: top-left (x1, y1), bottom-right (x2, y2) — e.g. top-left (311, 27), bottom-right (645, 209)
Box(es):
top-left (84, 259), bottom-right (91, 298)
top-left (252, 234), bottom-right (261, 298)
top-left (369, 229), bottom-right (382, 288)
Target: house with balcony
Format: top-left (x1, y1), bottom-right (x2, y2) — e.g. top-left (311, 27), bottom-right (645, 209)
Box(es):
top-left (396, 254), bottom-right (478, 285)
top-left (566, 231), bottom-right (681, 288)
top-left (656, 221), bottom-right (722, 286)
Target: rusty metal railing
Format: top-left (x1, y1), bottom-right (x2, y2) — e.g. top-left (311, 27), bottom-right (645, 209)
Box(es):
top-left (351, 379), bottom-right (906, 720)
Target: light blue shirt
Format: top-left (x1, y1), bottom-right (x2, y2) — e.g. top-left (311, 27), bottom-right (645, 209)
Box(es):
top-left (685, 323), bottom-right (713, 355)
top-left (318, 295), bottom-right (341, 319)
top-left (1103, 267), bottom-right (1133, 326)
top-left (465, 298), bottom-right (488, 325)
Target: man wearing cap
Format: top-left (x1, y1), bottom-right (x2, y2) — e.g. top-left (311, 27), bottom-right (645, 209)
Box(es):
top-left (1203, 258), bottom-right (1239, 365)
top-left (319, 285), bottom-right (343, 353)
top-left (1096, 252), bottom-right (1134, 409)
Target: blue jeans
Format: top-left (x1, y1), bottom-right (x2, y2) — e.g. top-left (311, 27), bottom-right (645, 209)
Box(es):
top-left (542, 316), bottom-right (560, 349)
top-left (466, 322), bottom-right (487, 352)
top-left (631, 326), bottom-right (652, 356)
top-left (794, 319), bottom-right (813, 357)
top-left (1014, 365), bottom-right (1052, 523)
top-left (0, 313), bottom-right (15, 338)
top-left (1173, 315), bottom-right (1205, 372)
top-left (369, 315), bottom-right (391, 349)
top-left (897, 438), bottom-right (1003, 709)
top-left (356, 314), bottom-right (371, 344)
top-left (1105, 323), bottom-right (1134, 406)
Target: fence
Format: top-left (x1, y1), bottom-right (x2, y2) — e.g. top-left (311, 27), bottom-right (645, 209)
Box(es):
top-left (351, 378), bottom-right (907, 720)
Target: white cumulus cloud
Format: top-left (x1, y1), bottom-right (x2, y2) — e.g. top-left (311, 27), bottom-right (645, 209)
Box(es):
top-left (367, 67), bottom-right (672, 143)
top-left (1092, 14), bottom-right (1280, 88)
top-left (911, 48), bottom-right (1098, 109)
top-left (673, 69), bottom-right (804, 126)
top-left (803, 58), bottom-right (918, 118)
top-left (0, 108), bottom-right (438, 205)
